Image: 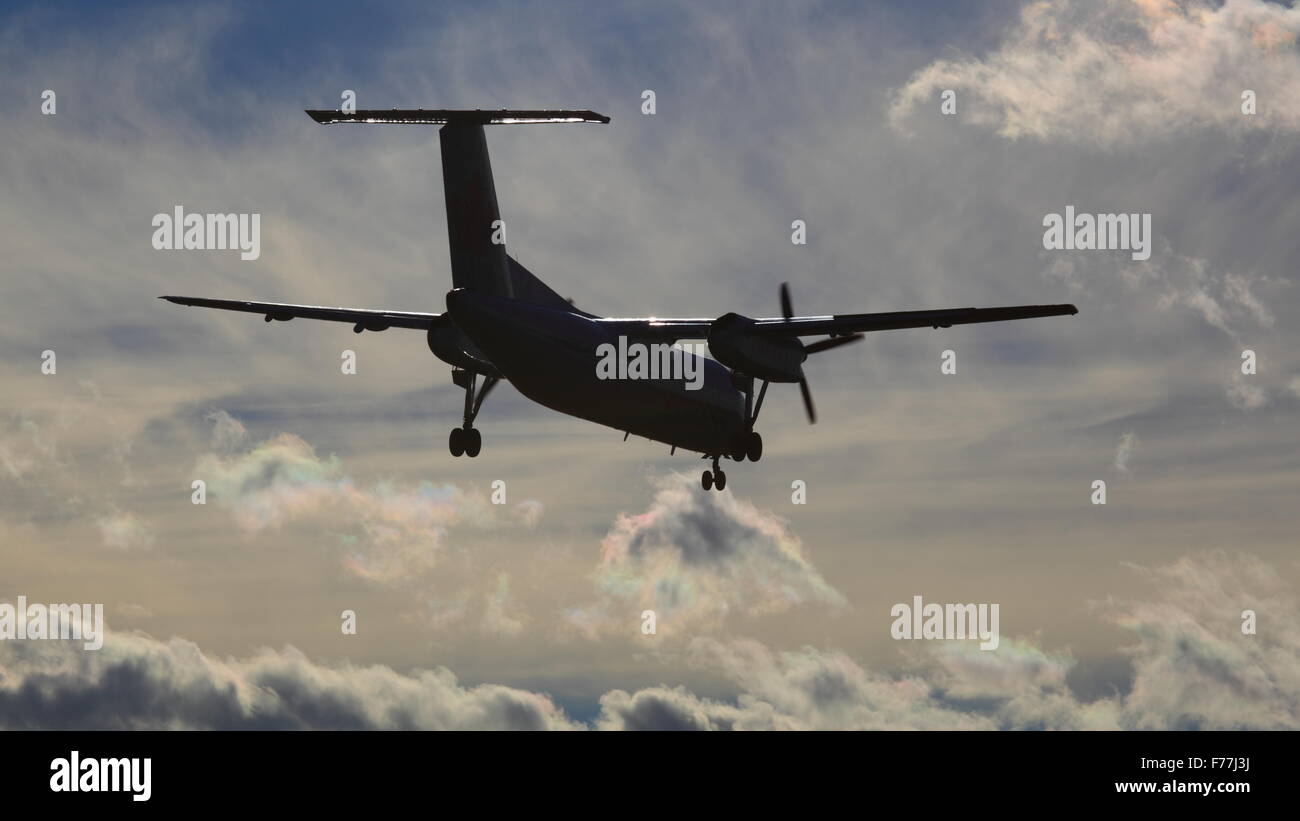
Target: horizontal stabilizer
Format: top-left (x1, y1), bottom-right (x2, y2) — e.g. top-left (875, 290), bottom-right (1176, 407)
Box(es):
top-left (305, 109), bottom-right (610, 125)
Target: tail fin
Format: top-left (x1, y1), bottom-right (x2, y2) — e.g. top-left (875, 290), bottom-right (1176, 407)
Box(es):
top-left (307, 108), bottom-right (607, 302)
top-left (508, 254), bottom-right (594, 316)
top-left (439, 124), bottom-right (510, 297)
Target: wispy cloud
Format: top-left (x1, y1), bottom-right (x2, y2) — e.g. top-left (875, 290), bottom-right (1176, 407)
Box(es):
top-left (890, 0), bottom-right (1300, 147)
top-left (1114, 430), bottom-right (1138, 473)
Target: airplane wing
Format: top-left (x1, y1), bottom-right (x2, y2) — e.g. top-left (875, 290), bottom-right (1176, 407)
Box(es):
top-left (159, 296), bottom-right (439, 331)
top-left (598, 303), bottom-right (1078, 342)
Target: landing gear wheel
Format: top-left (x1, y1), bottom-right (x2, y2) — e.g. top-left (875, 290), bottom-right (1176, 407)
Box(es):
top-left (714, 470), bottom-right (727, 491)
top-left (465, 427), bottom-right (482, 457)
top-left (730, 441), bottom-right (747, 462)
top-left (745, 431), bottom-right (763, 462)
top-left (449, 428), bottom-right (465, 457)
top-left (701, 470), bottom-right (714, 491)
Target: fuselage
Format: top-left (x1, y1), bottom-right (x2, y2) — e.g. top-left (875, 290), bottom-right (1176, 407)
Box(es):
top-left (446, 289), bottom-right (745, 455)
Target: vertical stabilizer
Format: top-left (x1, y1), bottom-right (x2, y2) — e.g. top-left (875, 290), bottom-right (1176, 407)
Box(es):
top-left (304, 108), bottom-right (609, 302)
top-left (440, 125), bottom-right (511, 298)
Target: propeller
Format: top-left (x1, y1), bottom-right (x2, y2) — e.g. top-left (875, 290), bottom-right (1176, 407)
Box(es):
top-left (780, 282), bottom-right (863, 424)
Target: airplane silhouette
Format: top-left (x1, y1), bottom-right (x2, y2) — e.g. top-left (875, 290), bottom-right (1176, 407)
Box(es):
top-left (163, 108), bottom-right (1076, 491)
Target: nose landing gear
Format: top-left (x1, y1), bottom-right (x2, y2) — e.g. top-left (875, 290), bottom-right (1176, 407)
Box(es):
top-left (702, 455), bottom-right (727, 492)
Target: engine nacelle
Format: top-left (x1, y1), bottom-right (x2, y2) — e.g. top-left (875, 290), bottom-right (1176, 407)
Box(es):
top-left (707, 312), bottom-right (805, 383)
top-left (427, 317), bottom-right (502, 378)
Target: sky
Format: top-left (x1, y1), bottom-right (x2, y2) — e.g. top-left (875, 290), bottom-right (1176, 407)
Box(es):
top-left (1, 0), bottom-right (1298, 729)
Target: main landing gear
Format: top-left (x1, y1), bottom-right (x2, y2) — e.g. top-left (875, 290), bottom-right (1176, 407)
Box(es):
top-left (448, 369), bottom-right (497, 458)
top-left (702, 375), bottom-right (768, 491)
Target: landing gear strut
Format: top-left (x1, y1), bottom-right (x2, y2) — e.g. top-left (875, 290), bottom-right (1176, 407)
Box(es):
top-left (703, 375), bottom-right (771, 490)
top-left (448, 369), bottom-right (497, 458)
top-left (701, 455), bottom-right (726, 492)
top-left (727, 376), bottom-right (768, 463)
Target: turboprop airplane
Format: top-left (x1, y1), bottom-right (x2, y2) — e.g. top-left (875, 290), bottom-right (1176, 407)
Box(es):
top-left (163, 108), bottom-right (1077, 491)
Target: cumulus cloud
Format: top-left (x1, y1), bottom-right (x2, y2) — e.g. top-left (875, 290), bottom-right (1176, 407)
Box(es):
top-left (596, 550), bottom-right (1298, 730)
top-left (890, 0), bottom-right (1300, 146)
top-left (0, 633), bottom-right (580, 730)
top-left (566, 473), bottom-right (845, 637)
top-left (197, 431), bottom-right (480, 582)
top-left (596, 637), bottom-right (1108, 730)
top-left (194, 416), bottom-right (543, 585)
top-left (1110, 550), bottom-right (1299, 729)
top-left (0, 551), bottom-right (1291, 730)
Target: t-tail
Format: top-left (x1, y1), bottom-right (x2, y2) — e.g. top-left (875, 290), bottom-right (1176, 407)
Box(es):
top-left (305, 108), bottom-right (608, 309)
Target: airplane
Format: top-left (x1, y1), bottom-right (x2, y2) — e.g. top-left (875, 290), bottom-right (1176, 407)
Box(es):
top-left (163, 108), bottom-right (1077, 491)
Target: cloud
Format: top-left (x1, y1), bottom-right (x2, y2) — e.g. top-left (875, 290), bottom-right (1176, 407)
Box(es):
top-left (481, 573), bottom-right (527, 637)
top-left (0, 415), bottom-right (55, 481)
top-left (566, 473), bottom-right (845, 637)
top-left (1226, 373), bottom-right (1268, 410)
top-left (595, 550), bottom-right (1298, 729)
top-left (0, 633), bottom-right (580, 730)
top-left (96, 510), bottom-right (155, 550)
top-left (197, 431), bottom-right (476, 581)
top-left (0, 551), bottom-right (1291, 730)
top-left (205, 409), bottom-right (247, 452)
top-left (596, 637), bottom-right (1104, 730)
top-left (1122, 248), bottom-right (1276, 344)
top-left (194, 416), bottom-right (550, 585)
top-left (1114, 430), bottom-right (1138, 472)
top-left (890, 0), bottom-right (1300, 147)
top-left (116, 603), bottom-right (154, 620)
top-left (1111, 550), bottom-right (1300, 729)
top-left (513, 499), bottom-right (544, 528)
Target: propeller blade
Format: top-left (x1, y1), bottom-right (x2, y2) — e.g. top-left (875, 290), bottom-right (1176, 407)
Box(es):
top-left (780, 282), bottom-right (793, 320)
top-left (804, 333), bottom-right (864, 354)
top-left (798, 377), bottom-right (816, 424)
